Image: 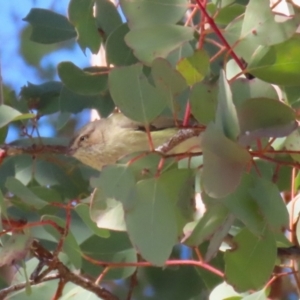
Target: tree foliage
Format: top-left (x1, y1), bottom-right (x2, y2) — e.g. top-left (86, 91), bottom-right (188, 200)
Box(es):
top-left (1, 0), bottom-right (300, 299)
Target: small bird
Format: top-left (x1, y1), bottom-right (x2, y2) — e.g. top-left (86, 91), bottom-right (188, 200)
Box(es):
top-left (68, 113), bottom-right (179, 170)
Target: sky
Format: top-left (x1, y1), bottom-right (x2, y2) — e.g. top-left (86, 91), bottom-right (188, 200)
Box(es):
top-left (0, 0), bottom-right (92, 141)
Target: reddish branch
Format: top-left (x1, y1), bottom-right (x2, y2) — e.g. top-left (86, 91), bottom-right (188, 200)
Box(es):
top-left (195, 0), bottom-right (245, 71)
top-left (0, 240), bottom-right (120, 300)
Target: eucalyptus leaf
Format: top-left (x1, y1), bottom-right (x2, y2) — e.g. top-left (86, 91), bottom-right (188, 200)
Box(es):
top-left (125, 178), bottom-right (178, 266)
top-left (58, 62), bottom-right (107, 95)
top-left (0, 105), bottom-right (34, 128)
top-left (120, 0), bottom-right (188, 29)
top-left (202, 124), bottom-right (251, 198)
top-left (23, 8), bottom-right (76, 43)
top-left (224, 228), bottom-right (276, 292)
top-left (125, 25), bottom-right (195, 65)
top-left (68, 0), bottom-right (101, 54)
top-left (109, 63), bottom-right (168, 123)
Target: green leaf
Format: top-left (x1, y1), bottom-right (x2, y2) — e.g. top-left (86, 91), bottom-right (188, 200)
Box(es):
top-left (0, 189), bottom-right (8, 219)
top-left (215, 4), bottom-right (245, 25)
top-left (151, 58), bottom-right (188, 117)
top-left (20, 25), bottom-right (59, 68)
top-left (120, 0), bottom-right (188, 29)
top-left (106, 23), bottom-right (138, 66)
top-left (95, 0), bottom-right (122, 37)
top-left (202, 124), bottom-right (251, 198)
top-left (0, 105), bottom-right (34, 128)
top-left (0, 233), bottom-right (32, 267)
top-left (125, 25), bottom-right (194, 65)
top-left (90, 165), bottom-right (137, 210)
top-left (241, 0), bottom-right (297, 46)
top-left (231, 78), bottom-right (278, 107)
top-left (90, 189), bottom-right (126, 231)
top-left (184, 204), bottom-right (230, 246)
top-left (5, 177), bottom-right (48, 209)
top-left (80, 233), bottom-right (137, 280)
top-left (152, 58), bottom-right (187, 96)
top-left (20, 81), bottom-right (62, 114)
top-left (224, 16), bottom-right (257, 61)
top-left (159, 168), bottom-right (195, 234)
top-left (224, 228), bottom-right (276, 292)
top-left (190, 81), bottom-right (218, 125)
top-left (23, 8), bottom-right (76, 43)
top-left (224, 3), bottom-right (297, 62)
top-left (249, 177), bottom-right (289, 232)
top-left (58, 62), bottom-right (107, 95)
top-left (166, 42), bottom-right (194, 66)
top-left (42, 215), bottom-right (82, 269)
top-left (284, 128), bottom-right (300, 162)
top-left (59, 86), bottom-right (115, 117)
top-left (242, 289), bottom-right (268, 300)
top-left (34, 159), bottom-right (90, 199)
top-left (0, 126), bottom-right (8, 144)
top-left (205, 214), bottom-right (235, 262)
top-left (68, 0), bottom-right (102, 54)
top-left (29, 186), bottom-right (63, 203)
top-left (140, 264), bottom-right (206, 299)
top-left (215, 71), bottom-right (240, 140)
top-left (75, 203), bottom-right (110, 237)
top-left (109, 63), bottom-right (168, 123)
top-left (204, 174), bottom-right (265, 236)
top-left (176, 50), bottom-right (210, 86)
top-left (237, 98), bottom-right (296, 134)
top-left (125, 178), bottom-right (177, 266)
top-left (247, 35), bottom-right (300, 86)
top-left (210, 282), bottom-right (242, 300)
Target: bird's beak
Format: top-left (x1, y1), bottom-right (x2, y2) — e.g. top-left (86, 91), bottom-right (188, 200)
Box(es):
top-left (67, 146), bottom-right (76, 156)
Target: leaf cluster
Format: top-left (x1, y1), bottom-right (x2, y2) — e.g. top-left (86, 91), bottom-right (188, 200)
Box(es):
top-left (1, 0), bottom-right (300, 299)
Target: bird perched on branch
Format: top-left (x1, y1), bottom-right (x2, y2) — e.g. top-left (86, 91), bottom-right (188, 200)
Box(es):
top-left (68, 113), bottom-right (186, 170)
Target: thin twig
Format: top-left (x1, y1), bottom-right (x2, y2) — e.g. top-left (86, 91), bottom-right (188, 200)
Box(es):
top-left (0, 274), bottom-right (60, 299)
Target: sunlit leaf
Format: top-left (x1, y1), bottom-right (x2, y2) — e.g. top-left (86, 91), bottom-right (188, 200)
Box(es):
top-left (0, 105), bottom-right (34, 128)
top-left (90, 189), bottom-right (126, 231)
top-left (75, 203), bottom-right (110, 237)
top-left (176, 50), bottom-right (210, 86)
top-left (247, 35), bottom-right (300, 86)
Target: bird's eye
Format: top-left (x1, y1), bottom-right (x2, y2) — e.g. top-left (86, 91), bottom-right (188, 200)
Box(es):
top-left (79, 135), bottom-right (88, 142)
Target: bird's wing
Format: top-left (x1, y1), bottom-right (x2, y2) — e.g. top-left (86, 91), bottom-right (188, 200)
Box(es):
top-left (111, 113), bottom-right (178, 131)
